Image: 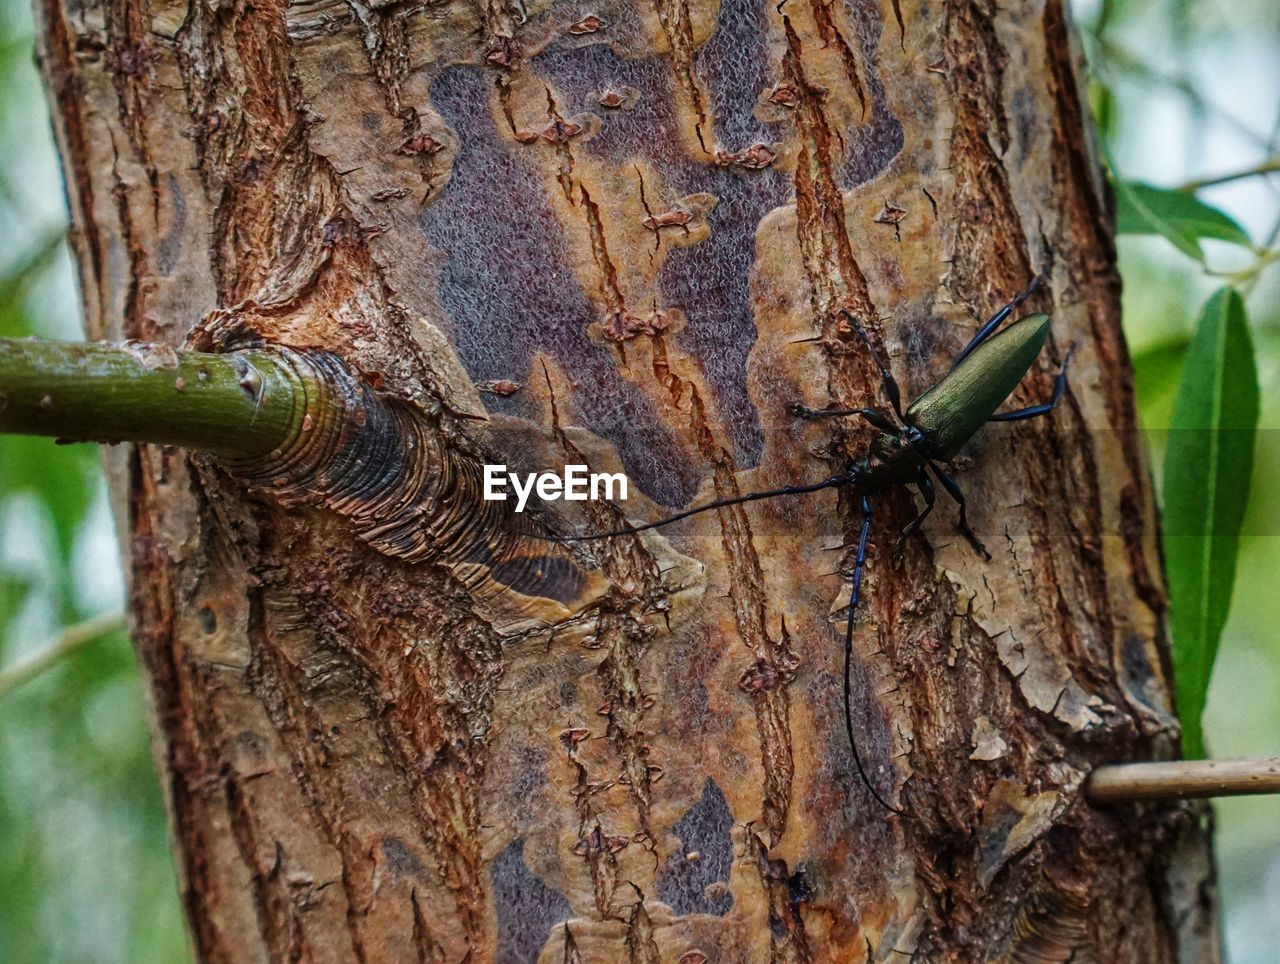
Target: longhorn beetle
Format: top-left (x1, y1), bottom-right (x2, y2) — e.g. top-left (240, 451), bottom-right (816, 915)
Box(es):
top-left (552, 279), bottom-right (1073, 814)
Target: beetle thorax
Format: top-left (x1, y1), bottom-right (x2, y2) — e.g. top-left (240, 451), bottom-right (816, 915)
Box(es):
top-left (862, 432), bottom-right (925, 488)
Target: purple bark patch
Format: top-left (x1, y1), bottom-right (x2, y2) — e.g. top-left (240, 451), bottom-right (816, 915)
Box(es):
top-left (421, 0), bottom-right (899, 506)
top-left (491, 838), bottom-right (572, 964)
top-left (656, 777), bottom-right (734, 915)
top-left (423, 65), bottom-right (700, 506)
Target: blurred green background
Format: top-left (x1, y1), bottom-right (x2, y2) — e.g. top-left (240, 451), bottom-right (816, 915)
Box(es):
top-left (0, 0), bottom-right (190, 959)
top-left (0, 0), bottom-right (1276, 959)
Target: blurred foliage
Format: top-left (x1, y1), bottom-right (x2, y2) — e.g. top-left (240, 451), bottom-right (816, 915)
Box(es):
top-left (1161, 289), bottom-right (1257, 759)
top-left (1080, 0), bottom-right (1280, 958)
top-left (0, 0), bottom-right (187, 959)
top-left (1103, 96), bottom-right (1267, 761)
top-left (0, 0), bottom-right (1276, 959)
top-left (1114, 180), bottom-right (1253, 261)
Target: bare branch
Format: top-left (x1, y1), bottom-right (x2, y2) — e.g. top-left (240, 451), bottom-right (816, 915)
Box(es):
top-left (1087, 758), bottom-right (1280, 803)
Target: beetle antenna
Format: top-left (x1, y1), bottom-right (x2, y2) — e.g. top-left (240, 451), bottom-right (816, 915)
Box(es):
top-left (535, 473), bottom-right (856, 542)
top-left (843, 495), bottom-right (904, 814)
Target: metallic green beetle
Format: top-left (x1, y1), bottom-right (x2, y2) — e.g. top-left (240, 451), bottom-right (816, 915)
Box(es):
top-left (793, 304), bottom-right (1073, 552)
top-left (561, 280), bottom-right (1074, 814)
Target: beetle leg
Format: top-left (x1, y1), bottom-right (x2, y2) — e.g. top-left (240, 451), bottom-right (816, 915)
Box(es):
top-left (951, 276), bottom-right (1044, 370)
top-left (790, 403), bottom-right (899, 435)
top-left (900, 471), bottom-right (936, 538)
top-left (838, 309), bottom-right (905, 420)
top-left (929, 463), bottom-right (992, 560)
top-left (988, 344), bottom-right (1075, 422)
top-left (848, 494), bottom-right (874, 612)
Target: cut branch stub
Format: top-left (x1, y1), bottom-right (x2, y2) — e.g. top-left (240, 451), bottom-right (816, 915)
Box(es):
top-left (0, 337), bottom-right (599, 615)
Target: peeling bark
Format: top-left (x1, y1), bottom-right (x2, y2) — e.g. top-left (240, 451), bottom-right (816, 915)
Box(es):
top-left (36, 0), bottom-right (1220, 959)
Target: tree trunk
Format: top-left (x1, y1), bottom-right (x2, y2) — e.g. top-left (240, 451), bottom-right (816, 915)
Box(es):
top-left (35, 0), bottom-right (1221, 959)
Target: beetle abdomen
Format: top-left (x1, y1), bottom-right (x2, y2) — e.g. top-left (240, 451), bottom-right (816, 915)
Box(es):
top-left (905, 313), bottom-right (1052, 459)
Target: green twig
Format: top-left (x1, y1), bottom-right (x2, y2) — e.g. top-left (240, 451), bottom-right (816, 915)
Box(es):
top-left (0, 338), bottom-right (305, 458)
top-left (1179, 158), bottom-right (1280, 193)
top-left (0, 336), bottom-right (525, 575)
top-left (0, 611), bottom-right (125, 699)
top-left (1208, 247), bottom-right (1280, 295)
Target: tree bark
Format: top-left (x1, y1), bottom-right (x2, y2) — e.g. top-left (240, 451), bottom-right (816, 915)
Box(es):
top-left (35, 0), bottom-right (1221, 959)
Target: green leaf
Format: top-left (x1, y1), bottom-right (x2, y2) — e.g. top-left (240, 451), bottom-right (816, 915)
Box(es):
top-left (0, 231), bottom-right (63, 320)
top-left (1115, 181), bottom-right (1253, 261)
top-left (1162, 288), bottom-right (1259, 758)
top-left (1131, 335), bottom-right (1189, 432)
top-left (1087, 78), bottom-right (1117, 144)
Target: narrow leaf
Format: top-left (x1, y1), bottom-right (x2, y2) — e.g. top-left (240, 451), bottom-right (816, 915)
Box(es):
top-left (1162, 288), bottom-right (1258, 758)
top-left (1115, 181), bottom-right (1252, 261)
top-left (1131, 336), bottom-right (1190, 434)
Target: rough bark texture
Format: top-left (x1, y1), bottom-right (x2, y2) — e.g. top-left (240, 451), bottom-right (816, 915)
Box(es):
top-left (36, 0), bottom-right (1221, 960)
